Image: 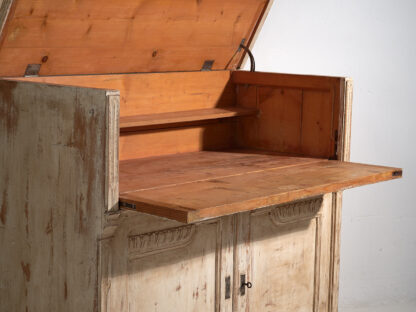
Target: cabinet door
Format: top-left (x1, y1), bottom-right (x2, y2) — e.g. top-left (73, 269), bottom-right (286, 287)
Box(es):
top-left (234, 194), bottom-right (334, 312)
top-left (102, 212), bottom-right (234, 312)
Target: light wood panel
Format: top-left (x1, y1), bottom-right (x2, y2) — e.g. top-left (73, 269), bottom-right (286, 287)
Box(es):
top-left (119, 123), bottom-right (234, 160)
top-left (16, 71), bottom-right (238, 160)
top-left (14, 71), bottom-right (235, 117)
top-left (119, 150), bottom-right (321, 194)
top-left (301, 89), bottom-right (334, 157)
top-left (234, 71), bottom-right (342, 159)
top-left (0, 80), bottom-right (118, 311)
top-left (120, 107), bottom-right (257, 132)
top-left (119, 150), bottom-right (402, 223)
top-left (232, 71), bottom-right (343, 90)
top-left (0, 0), bottom-right (271, 76)
top-left (101, 211), bottom-right (235, 312)
top-left (240, 195), bottom-right (333, 311)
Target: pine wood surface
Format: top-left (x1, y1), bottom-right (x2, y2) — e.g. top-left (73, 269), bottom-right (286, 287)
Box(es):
top-left (120, 107), bottom-right (258, 132)
top-left (234, 71), bottom-right (344, 159)
top-left (119, 150), bottom-right (401, 223)
top-left (119, 150), bottom-right (320, 194)
top-left (0, 0), bottom-right (271, 76)
top-left (119, 122), bottom-right (234, 160)
top-left (12, 71), bottom-right (235, 117)
top-left (14, 70), bottom-right (348, 160)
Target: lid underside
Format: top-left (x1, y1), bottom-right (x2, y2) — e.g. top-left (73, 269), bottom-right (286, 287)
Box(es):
top-left (0, 0), bottom-right (271, 76)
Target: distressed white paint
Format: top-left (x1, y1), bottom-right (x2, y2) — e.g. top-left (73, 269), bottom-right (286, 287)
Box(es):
top-left (250, 0), bottom-right (415, 310)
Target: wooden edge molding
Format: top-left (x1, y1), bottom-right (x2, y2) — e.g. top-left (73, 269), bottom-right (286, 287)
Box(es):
top-left (330, 79), bottom-right (352, 311)
top-left (337, 78), bottom-right (353, 162)
top-left (128, 225), bottom-right (196, 260)
top-left (0, 0), bottom-right (14, 43)
top-left (105, 90), bottom-right (120, 212)
top-left (269, 196), bottom-right (323, 224)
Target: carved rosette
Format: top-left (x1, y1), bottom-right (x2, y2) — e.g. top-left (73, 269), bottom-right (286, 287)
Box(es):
top-left (269, 197), bottom-right (323, 224)
top-left (128, 225), bottom-right (196, 260)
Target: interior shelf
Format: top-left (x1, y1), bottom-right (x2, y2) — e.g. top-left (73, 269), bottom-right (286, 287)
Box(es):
top-left (119, 107), bottom-right (258, 131)
top-left (119, 149), bottom-right (401, 223)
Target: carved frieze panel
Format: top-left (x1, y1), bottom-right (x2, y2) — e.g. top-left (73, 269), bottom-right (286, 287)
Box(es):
top-left (269, 196), bottom-right (323, 225)
top-left (128, 225), bottom-right (196, 260)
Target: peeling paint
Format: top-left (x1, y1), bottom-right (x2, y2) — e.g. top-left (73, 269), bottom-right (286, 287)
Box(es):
top-left (64, 281), bottom-right (68, 300)
top-left (45, 210), bottom-right (53, 235)
top-left (21, 262), bottom-right (31, 282)
top-left (0, 175), bottom-right (8, 225)
top-left (0, 81), bottom-right (19, 136)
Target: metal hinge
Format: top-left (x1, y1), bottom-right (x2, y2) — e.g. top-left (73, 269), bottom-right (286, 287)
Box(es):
top-left (330, 129), bottom-right (339, 160)
top-left (201, 60), bottom-right (214, 71)
top-left (119, 201), bottom-right (136, 210)
top-left (24, 64), bottom-right (41, 77)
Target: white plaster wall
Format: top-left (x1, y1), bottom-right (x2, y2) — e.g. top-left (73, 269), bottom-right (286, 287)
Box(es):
top-left (248, 0), bottom-right (416, 310)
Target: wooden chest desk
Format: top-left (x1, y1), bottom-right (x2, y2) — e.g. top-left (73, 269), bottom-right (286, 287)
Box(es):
top-left (0, 0), bottom-right (401, 311)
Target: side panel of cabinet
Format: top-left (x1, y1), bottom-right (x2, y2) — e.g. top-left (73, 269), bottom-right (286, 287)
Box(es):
top-left (102, 212), bottom-right (234, 312)
top-left (234, 194), bottom-right (333, 312)
top-left (0, 80), bottom-right (119, 311)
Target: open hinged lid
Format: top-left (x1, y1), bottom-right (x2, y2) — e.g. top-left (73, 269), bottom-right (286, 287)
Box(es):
top-left (0, 0), bottom-right (271, 77)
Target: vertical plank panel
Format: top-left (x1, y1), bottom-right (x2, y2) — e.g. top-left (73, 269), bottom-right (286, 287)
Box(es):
top-left (234, 71), bottom-right (342, 159)
top-left (0, 80), bottom-right (115, 311)
top-left (257, 87), bottom-right (302, 153)
top-left (301, 90), bottom-right (333, 157)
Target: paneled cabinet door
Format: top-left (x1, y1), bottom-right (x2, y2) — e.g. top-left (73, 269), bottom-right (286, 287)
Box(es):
top-left (233, 194), bottom-right (334, 312)
top-left (102, 213), bottom-right (234, 312)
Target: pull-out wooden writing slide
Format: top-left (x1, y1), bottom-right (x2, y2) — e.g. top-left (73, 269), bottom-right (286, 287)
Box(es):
top-left (119, 150), bottom-right (402, 223)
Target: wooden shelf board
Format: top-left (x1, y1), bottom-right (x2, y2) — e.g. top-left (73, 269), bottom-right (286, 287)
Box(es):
top-left (119, 107), bottom-right (258, 131)
top-left (119, 150), bottom-right (402, 223)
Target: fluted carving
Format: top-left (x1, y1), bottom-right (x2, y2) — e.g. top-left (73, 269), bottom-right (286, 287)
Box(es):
top-left (270, 197), bottom-right (322, 224)
top-left (128, 225), bottom-right (195, 259)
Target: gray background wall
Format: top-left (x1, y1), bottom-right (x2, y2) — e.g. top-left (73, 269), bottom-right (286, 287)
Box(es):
top-left (247, 0), bottom-right (415, 311)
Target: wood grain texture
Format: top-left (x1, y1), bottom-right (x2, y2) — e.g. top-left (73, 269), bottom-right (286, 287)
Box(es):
top-left (232, 70), bottom-right (343, 90)
top-left (14, 71), bottom-right (235, 117)
top-left (236, 0), bottom-right (273, 70)
top-left (234, 71), bottom-right (342, 159)
top-left (0, 0), bottom-right (269, 76)
top-left (119, 150), bottom-right (320, 194)
top-left (0, 80), bottom-right (117, 311)
top-left (15, 71), bottom-right (237, 161)
top-left (120, 107), bottom-right (257, 132)
top-left (244, 194), bottom-right (333, 311)
top-left (100, 211), bottom-right (234, 312)
top-left (0, 0), bottom-right (14, 39)
top-left (328, 77), bottom-right (353, 312)
top-left (119, 122), bottom-right (234, 161)
top-left (119, 150), bottom-right (401, 223)
top-left (105, 91), bottom-right (119, 212)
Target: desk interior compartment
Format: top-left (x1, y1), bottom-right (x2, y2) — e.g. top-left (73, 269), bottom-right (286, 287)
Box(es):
top-left (17, 70), bottom-right (402, 223)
